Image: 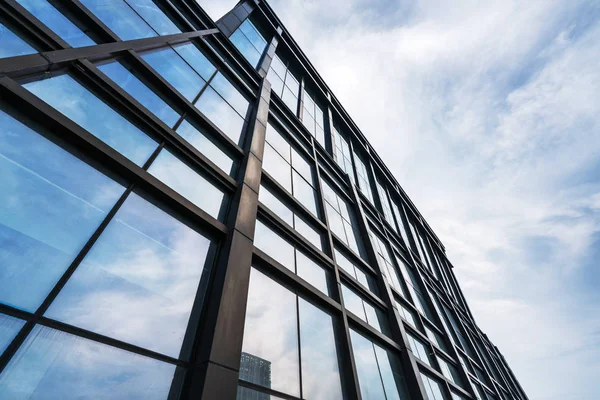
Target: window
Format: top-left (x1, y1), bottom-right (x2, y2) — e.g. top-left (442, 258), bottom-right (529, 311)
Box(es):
top-left (350, 329), bottom-right (410, 400)
top-left (391, 201), bottom-right (412, 249)
top-left (376, 179), bottom-right (397, 230)
top-left (80, 0), bottom-right (180, 40)
top-left (176, 119), bottom-right (234, 175)
top-left (0, 325), bottom-right (175, 398)
top-left (254, 221), bottom-right (329, 295)
top-left (301, 88), bottom-right (325, 147)
top-left (396, 301), bottom-right (417, 329)
top-left (370, 232), bottom-right (403, 294)
top-left (230, 19), bottom-right (268, 68)
top-left (334, 249), bottom-right (378, 294)
top-left (437, 356), bottom-right (464, 388)
top-left (240, 268), bottom-right (343, 399)
top-left (397, 258), bottom-right (435, 320)
top-left (17, 0), bottom-right (95, 47)
top-left (321, 180), bottom-right (363, 256)
top-left (0, 314), bottom-right (25, 354)
top-left (0, 108), bottom-right (125, 312)
top-left (45, 192), bottom-right (214, 358)
top-left (0, 22), bottom-right (36, 58)
top-left (353, 151), bottom-right (375, 204)
top-left (331, 125), bottom-right (356, 184)
top-left (267, 54), bottom-right (299, 114)
top-left (426, 326), bottom-right (448, 352)
top-left (406, 334), bottom-right (432, 367)
top-left (259, 185), bottom-right (322, 250)
top-left (341, 283), bottom-right (390, 336)
top-left (262, 123), bottom-right (318, 215)
top-left (25, 74), bottom-right (158, 166)
top-left (420, 373), bottom-right (445, 400)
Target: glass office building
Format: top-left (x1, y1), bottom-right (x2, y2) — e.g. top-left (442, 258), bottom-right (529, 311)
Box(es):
top-left (0, 1), bottom-right (528, 399)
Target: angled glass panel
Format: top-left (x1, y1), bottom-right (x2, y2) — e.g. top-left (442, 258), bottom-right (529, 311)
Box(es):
top-left (142, 47), bottom-right (205, 101)
top-left (374, 345), bottom-right (410, 400)
top-left (292, 172), bottom-right (317, 215)
top-left (0, 23), bottom-right (36, 58)
top-left (420, 373), bottom-right (445, 400)
top-left (0, 325), bottom-right (175, 399)
top-left (0, 109), bottom-right (125, 312)
top-left (298, 298), bottom-right (343, 399)
top-left (270, 55), bottom-right (286, 80)
top-left (334, 249), bottom-right (378, 293)
top-left (293, 217), bottom-right (321, 250)
top-left (267, 68), bottom-right (284, 97)
top-left (98, 61), bottom-right (179, 127)
top-left (230, 29), bottom-right (261, 68)
top-left (262, 144), bottom-right (292, 192)
top-left (283, 72), bottom-right (299, 96)
top-left (173, 43), bottom-right (216, 81)
top-left (295, 252), bottom-right (328, 295)
top-left (406, 334), bottom-right (432, 367)
top-left (239, 20), bottom-right (267, 53)
top-left (349, 329), bottom-right (386, 399)
top-left (241, 268), bottom-right (300, 397)
top-left (437, 356), bottom-right (463, 387)
top-left (281, 86), bottom-right (298, 113)
top-left (290, 148), bottom-right (312, 182)
top-left (17, 0), bottom-right (95, 47)
top-left (195, 86), bottom-right (245, 144)
top-left (0, 314), bottom-right (25, 355)
top-left (258, 186), bottom-right (294, 226)
top-left (176, 119), bottom-right (233, 174)
top-left (209, 73), bottom-right (249, 118)
top-left (46, 192), bottom-right (213, 357)
top-left (25, 74), bottom-right (158, 166)
top-left (80, 0), bottom-right (155, 40)
top-left (254, 221), bottom-right (294, 270)
top-left (127, 0), bottom-right (180, 35)
top-left (265, 123), bottom-right (291, 162)
top-left (342, 284), bottom-right (388, 335)
top-left (397, 301), bottom-right (417, 328)
top-left (148, 149), bottom-right (224, 219)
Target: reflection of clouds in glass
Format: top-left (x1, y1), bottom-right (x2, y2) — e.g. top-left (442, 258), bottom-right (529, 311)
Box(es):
top-left (173, 43), bottom-right (216, 81)
top-left (148, 149), bottom-right (224, 219)
top-left (0, 314), bottom-right (26, 354)
top-left (0, 325), bottom-right (175, 399)
top-left (176, 119), bottom-right (233, 174)
top-left (80, 0), bottom-right (155, 40)
top-left (46, 193), bottom-right (212, 358)
top-left (210, 73), bottom-right (250, 117)
top-left (24, 75), bottom-right (158, 166)
top-left (241, 269), bottom-right (300, 396)
top-left (262, 144), bottom-right (292, 192)
top-left (0, 110), bottom-right (125, 311)
top-left (231, 30), bottom-right (261, 67)
top-left (195, 86), bottom-right (245, 144)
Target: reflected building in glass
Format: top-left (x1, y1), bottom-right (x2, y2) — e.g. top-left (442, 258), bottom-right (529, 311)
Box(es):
top-left (0, 1), bottom-right (527, 400)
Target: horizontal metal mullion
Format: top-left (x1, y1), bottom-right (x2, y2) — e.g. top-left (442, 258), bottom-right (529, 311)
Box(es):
top-left (0, 77), bottom-right (227, 239)
top-left (237, 380), bottom-right (300, 400)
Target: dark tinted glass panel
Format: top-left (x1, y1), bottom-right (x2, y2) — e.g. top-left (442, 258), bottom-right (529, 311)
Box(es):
top-left (0, 314), bottom-right (25, 354)
top-left (0, 109), bottom-right (125, 312)
top-left (176, 119), bottom-right (233, 174)
top-left (17, 0), bottom-right (94, 47)
top-left (0, 23), bottom-right (36, 58)
top-left (25, 75), bottom-right (158, 166)
top-left (0, 325), bottom-right (175, 399)
top-left (420, 373), bottom-right (445, 400)
top-left (46, 193), bottom-right (212, 357)
top-left (80, 0), bottom-right (155, 40)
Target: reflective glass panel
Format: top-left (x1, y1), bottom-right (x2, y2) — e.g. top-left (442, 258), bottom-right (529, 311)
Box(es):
top-left (292, 172), bottom-right (317, 215)
top-left (17, 0), bottom-right (94, 47)
top-left (98, 61), bottom-right (179, 127)
top-left (127, 0), bottom-right (180, 35)
top-left (80, 0), bottom-right (155, 40)
top-left (142, 47), bottom-right (205, 101)
top-left (241, 268), bottom-right (300, 396)
top-left (294, 217), bottom-right (321, 250)
top-left (0, 23), bottom-right (36, 58)
top-left (195, 86), bottom-right (245, 144)
top-left (209, 73), bottom-right (249, 117)
top-left (239, 19), bottom-right (267, 53)
top-left (350, 330), bottom-right (386, 399)
top-left (0, 109), bottom-right (125, 312)
top-left (262, 144), bottom-right (292, 191)
top-left (0, 325), bottom-right (175, 399)
top-left (0, 314), bottom-right (25, 354)
top-left (258, 186), bottom-right (294, 226)
top-left (254, 221), bottom-right (294, 270)
top-left (296, 252), bottom-right (328, 295)
top-left (176, 119), bottom-right (233, 174)
top-left (173, 43), bottom-right (216, 81)
top-left (421, 373), bottom-right (445, 400)
top-left (25, 74), bottom-right (158, 166)
top-left (298, 298), bottom-right (343, 399)
top-left (374, 345), bottom-right (410, 400)
top-left (148, 149), bottom-right (224, 219)
top-left (46, 192), bottom-right (212, 357)
top-left (230, 29), bottom-right (261, 68)
top-left (407, 334), bottom-right (432, 367)
top-left (237, 386), bottom-right (286, 400)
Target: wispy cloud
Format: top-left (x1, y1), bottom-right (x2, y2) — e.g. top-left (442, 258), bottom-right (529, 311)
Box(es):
top-left (201, 0), bottom-right (600, 398)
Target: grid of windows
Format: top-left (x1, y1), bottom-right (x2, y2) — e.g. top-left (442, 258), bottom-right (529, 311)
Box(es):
top-left (0, 2), bottom-right (528, 399)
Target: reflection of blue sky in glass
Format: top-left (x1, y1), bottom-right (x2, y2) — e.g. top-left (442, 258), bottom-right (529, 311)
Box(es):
top-left (230, 30), bottom-right (261, 67)
top-left (0, 325), bottom-right (175, 399)
top-left (142, 47), bottom-right (205, 102)
top-left (210, 73), bottom-right (249, 117)
top-left (80, 0), bottom-right (155, 40)
top-left (239, 20), bottom-right (267, 53)
top-left (126, 0), bottom-right (180, 35)
top-left (0, 109), bottom-right (125, 312)
top-left (25, 74), bottom-right (158, 166)
top-left (148, 149), bottom-right (225, 218)
top-left (16, 0), bottom-right (95, 47)
top-left (99, 61), bottom-right (179, 127)
top-left (173, 43), bottom-right (216, 81)
top-left (195, 86), bottom-right (245, 144)
top-left (175, 119), bottom-right (233, 174)
top-left (0, 23), bottom-right (36, 58)
top-left (45, 192), bottom-right (212, 358)
top-left (0, 314), bottom-right (26, 355)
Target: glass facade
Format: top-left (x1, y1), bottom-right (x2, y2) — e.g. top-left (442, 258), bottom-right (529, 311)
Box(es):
top-left (0, 2), bottom-right (528, 400)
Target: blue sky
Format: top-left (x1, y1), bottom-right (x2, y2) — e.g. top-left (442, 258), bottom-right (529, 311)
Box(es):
top-left (200, 1), bottom-right (600, 398)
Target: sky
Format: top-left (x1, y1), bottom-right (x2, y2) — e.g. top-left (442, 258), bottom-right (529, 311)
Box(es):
top-left (200, 1), bottom-right (600, 398)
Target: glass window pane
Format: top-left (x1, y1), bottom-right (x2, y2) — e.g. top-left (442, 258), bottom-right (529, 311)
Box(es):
top-left (267, 68), bottom-right (284, 97)
top-left (291, 148), bottom-right (312, 182)
top-left (241, 269), bottom-right (300, 397)
top-left (374, 345), bottom-right (410, 400)
top-left (349, 329), bottom-right (387, 399)
top-left (281, 87), bottom-right (298, 113)
top-left (0, 23), bottom-right (36, 58)
top-left (258, 186), bottom-right (294, 226)
top-left (80, 0), bottom-right (155, 40)
top-left (195, 86), bottom-right (245, 144)
top-left (142, 48), bottom-right (205, 101)
top-left (127, 0), bottom-right (180, 35)
top-left (147, 149), bottom-right (224, 218)
top-left (209, 73), bottom-right (249, 118)
top-left (263, 144), bottom-right (292, 192)
top-left (295, 252), bottom-right (328, 295)
top-left (284, 73), bottom-right (299, 95)
top-left (294, 216), bottom-right (321, 250)
top-left (265, 123), bottom-right (291, 162)
top-left (342, 284), bottom-right (366, 320)
top-left (17, 0), bottom-right (94, 47)
top-left (239, 20), bottom-right (267, 53)
top-left (0, 314), bottom-right (25, 354)
top-left (327, 203), bottom-right (346, 242)
top-left (98, 61), bottom-right (180, 127)
top-left (230, 30), bottom-right (261, 68)
top-left (45, 192), bottom-right (212, 357)
top-left (0, 109), bottom-right (125, 312)
top-left (176, 119), bottom-right (233, 174)
top-left (298, 298), bottom-right (343, 399)
top-left (173, 43), bottom-right (216, 81)
top-left (254, 221), bottom-right (294, 270)
top-left (25, 74), bottom-right (158, 166)
top-left (270, 55), bottom-right (286, 80)
top-left (237, 386), bottom-right (286, 399)
top-left (420, 373), bottom-right (445, 400)
top-left (0, 325), bottom-right (175, 399)
top-left (292, 172), bottom-right (317, 215)
top-left (407, 334), bottom-right (432, 367)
